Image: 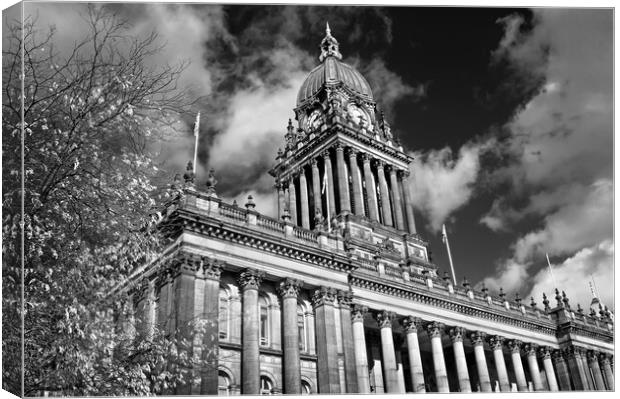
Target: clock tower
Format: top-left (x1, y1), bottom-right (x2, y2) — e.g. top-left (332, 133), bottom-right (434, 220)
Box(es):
top-left (269, 24), bottom-right (435, 275)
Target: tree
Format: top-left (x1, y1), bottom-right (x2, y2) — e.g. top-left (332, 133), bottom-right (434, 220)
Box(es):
top-left (2, 5), bottom-right (195, 395)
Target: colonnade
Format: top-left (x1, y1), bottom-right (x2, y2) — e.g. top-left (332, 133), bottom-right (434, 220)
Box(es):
top-left (134, 266), bottom-right (614, 394)
top-left (349, 307), bottom-right (614, 393)
top-left (276, 145), bottom-right (417, 233)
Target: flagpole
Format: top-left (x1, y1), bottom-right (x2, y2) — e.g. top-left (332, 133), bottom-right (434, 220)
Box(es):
top-left (193, 112), bottom-right (201, 174)
top-left (442, 224), bottom-right (457, 286)
top-left (545, 253), bottom-right (558, 288)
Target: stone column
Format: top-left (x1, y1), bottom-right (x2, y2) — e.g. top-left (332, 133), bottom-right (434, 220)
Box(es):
top-left (348, 149), bottom-right (364, 216)
top-left (116, 292), bottom-right (136, 351)
top-left (565, 346), bottom-right (589, 390)
top-left (376, 160), bottom-right (393, 227)
top-left (238, 269), bottom-right (263, 394)
top-left (336, 291), bottom-right (358, 393)
top-left (144, 279), bottom-right (156, 340)
top-left (200, 259), bottom-right (223, 395)
top-left (427, 321), bottom-right (449, 392)
top-left (587, 351), bottom-right (605, 391)
top-left (599, 353), bottom-right (614, 390)
top-left (508, 340), bottom-right (528, 391)
top-left (288, 176), bottom-right (298, 226)
top-left (362, 154), bottom-right (379, 221)
top-left (351, 305), bottom-right (370, 393)
top-left (299, 168), bottom-right (310, 229)
top-left (135, 279), bottom-right (155, 341)
top-left (277, 182), bottom-right (285, 219)
top-left (402, 316), bottom-right (426, 393)
top-left (157, 269), bottom-right (173, 335)
top-left (389, 167), bottom-right (405, 230)
top-left (376, 311), bottom-right (401, 393)
top-left (552, 349), bottom-right (572, 391)
top-left (400, 171), bottom-right (417, 234)
top-left (525, 343), bottom-right (544, 391)
top-left (312, 287), bottom-right (340, 393)
top-left (450, 327), bottom-right (471, 392)
top-left (580, 349), bottom-right (596, 390)
top-left (539, 346), bottom-right (559, 391)
top-left (538, 346), bottom-right (560, 392)
top-left (470, 332), bottom-right (492, 392)
top-left (489, 336), bottom-right (510, 392)
top-left (335, 144), bottom-right (351, 213)
top-left (153, 269), bottom-right (172, 395)
top-left (173, 256), bottom-right (200, 395)
top-left (323, 151), bottom-right (337, 218)
top-left (311, 158), bottom-right (322, 218)
top-left (278, 278), bottom-right (302, 394)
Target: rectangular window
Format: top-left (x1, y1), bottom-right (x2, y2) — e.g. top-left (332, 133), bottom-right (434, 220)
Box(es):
top-left (260, 306), bottom-right (269, 346)
top-left (218, 305), bottom-right (228, 340)
top-left (297, 314), bottom-right (305, 351)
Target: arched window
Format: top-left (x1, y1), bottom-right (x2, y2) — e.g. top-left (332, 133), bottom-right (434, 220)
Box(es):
top-left (218, 371), bottom-right (231, 396)
top-left (297, 304), bottom-right (306, 352)
top-left (219, 289), bottom-right (229, 340)
top-left (259, 296), bottom-right (269, 346)
top-left (260, 376), bottom-right (273, 395)
top-left (301, 380), bottom-right (312, 395)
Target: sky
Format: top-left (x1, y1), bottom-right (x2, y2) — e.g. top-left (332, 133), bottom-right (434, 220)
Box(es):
top-left (5, 1), bottom-right (614, 311)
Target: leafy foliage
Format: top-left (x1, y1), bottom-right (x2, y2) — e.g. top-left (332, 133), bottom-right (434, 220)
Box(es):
top-left (2, 6), bottom-right (196, 396)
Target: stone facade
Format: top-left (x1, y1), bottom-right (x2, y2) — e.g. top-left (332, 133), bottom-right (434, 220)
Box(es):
top-left (122, 26), bottom-right (613, 394)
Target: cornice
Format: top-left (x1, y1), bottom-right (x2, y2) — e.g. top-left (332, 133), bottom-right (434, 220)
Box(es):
top-left (172, 209), bottom-right (355, 274)
top-left (270, 125), bottom-right (411, 179)
top-left (349, 273), bottom-right (558, 336)
top-left (157, 200), bottom-right (613, 344)
top-left (556, 320), bottom-right (613, 343)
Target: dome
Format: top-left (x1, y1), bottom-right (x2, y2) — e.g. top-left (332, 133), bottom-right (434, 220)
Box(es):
top-left (296, 24), bottom-right (374, 106)
top-left (296, 57), bottom-right (374, 106)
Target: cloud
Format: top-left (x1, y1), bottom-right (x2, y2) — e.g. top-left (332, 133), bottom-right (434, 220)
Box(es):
top-left (408, 141), bottom-right (488, 232)
top-left (511, 180), bottom-right (612, 262)
top-left (17, 3), bottom-right (229, 180)
top-left (19, 3), bottom-right (220, 96)
top-left (120, 3), bottom-right (233, 177)
top-left (527, 240), bottom-right (613, 311)
top-left (201, 6), bottom-right (414, 200)
top-left (206, 44), bottom-right (311, 196)
top-left (491, 13), bottom-right (549, 80)
top-left (231, 190), bottom-right (278, 219)
top-left (479, 10), bottom-right (612, 299)
top-left (358, 58), bottom-right (427, 121)
top-left (484, 9), bottom-right (612, 213)
top-left (125, 3), bottom-right (226, 96)
top-left (481, 179), bottom-right (612, 293)
top-left (479, 258), bottom-right (530, 295)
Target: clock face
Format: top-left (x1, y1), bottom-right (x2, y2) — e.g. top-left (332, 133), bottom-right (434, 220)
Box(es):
top-left (305, 109), bottom-right (323, 131)
top-left (347, 103), bottom-right (373, 131)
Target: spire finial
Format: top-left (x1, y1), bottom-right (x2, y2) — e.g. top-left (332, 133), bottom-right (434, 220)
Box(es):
top-left (319, 22), bottom-right (342, 62)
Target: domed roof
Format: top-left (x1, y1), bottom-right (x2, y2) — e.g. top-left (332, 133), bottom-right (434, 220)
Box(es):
top-left (296, 24), bottom-right (374, 106)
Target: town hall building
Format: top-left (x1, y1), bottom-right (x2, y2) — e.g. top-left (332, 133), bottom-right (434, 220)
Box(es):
top-left (125, 25), bottom-right (614, 394)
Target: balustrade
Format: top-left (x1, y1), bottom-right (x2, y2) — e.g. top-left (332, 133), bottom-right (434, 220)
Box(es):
top-left (219, 202), bottom-right (247, 221)
top-left (257, 215), bottom-right (285, 233)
